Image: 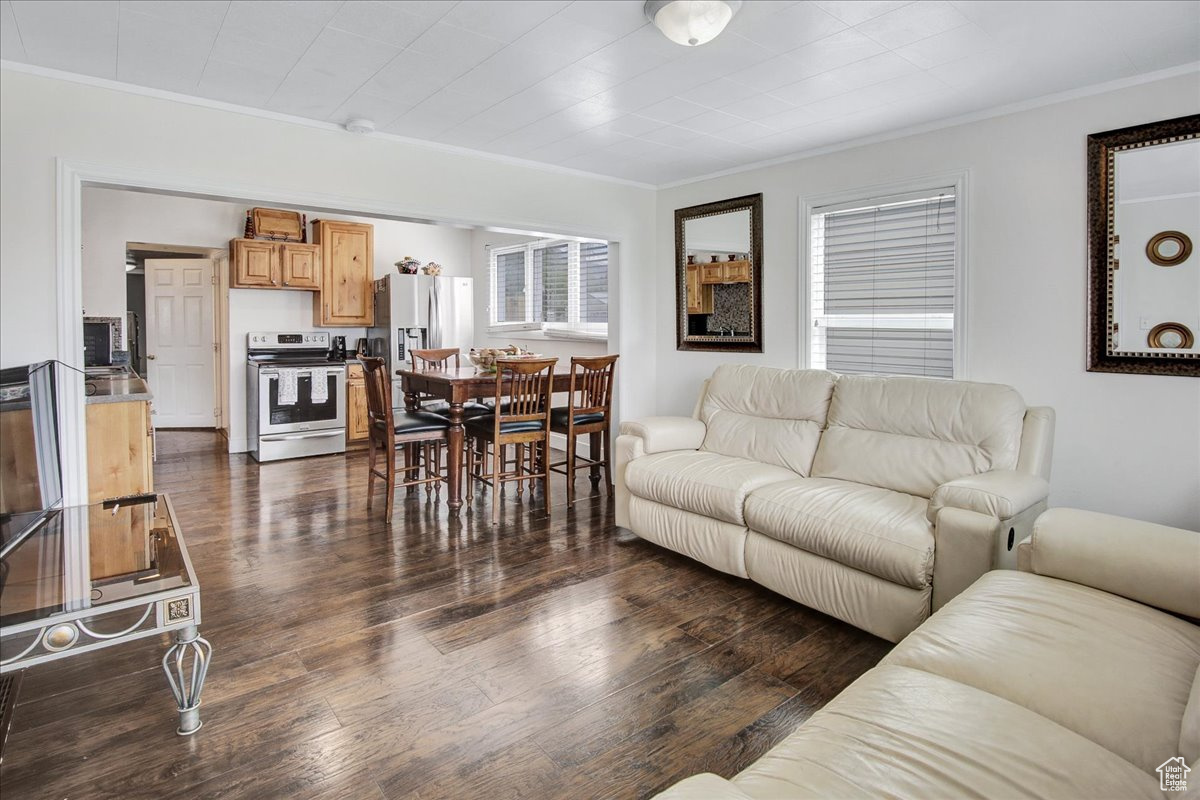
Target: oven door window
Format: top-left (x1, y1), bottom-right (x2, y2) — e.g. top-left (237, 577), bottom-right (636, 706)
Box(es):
top-left (268, 374), bottom-right (339, 426)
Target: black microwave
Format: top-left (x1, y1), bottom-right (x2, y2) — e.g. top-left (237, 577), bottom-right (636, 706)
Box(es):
top-left (82, 321), bottom-right (114, 367)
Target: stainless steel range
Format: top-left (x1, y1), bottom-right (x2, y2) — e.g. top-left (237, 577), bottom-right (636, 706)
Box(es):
top-left (246, 332), bottom-right (347, 462)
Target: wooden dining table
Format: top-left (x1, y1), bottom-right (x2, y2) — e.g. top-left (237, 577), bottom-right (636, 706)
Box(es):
top-left (396, 366), bottom-right (576, 516)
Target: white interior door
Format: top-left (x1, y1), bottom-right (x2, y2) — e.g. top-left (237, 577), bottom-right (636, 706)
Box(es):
top-left (145, 258), bottom-right (215, 427)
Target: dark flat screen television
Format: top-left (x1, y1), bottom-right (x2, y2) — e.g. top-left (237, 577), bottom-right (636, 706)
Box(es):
top-left (0, 360), bottom-right (64, 558)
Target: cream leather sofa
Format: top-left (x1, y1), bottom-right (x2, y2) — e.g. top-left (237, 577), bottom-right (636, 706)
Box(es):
top-left (654, 508), bottom-right (1200, 799)
top-left (615, 365), bottom-right (1055, 642)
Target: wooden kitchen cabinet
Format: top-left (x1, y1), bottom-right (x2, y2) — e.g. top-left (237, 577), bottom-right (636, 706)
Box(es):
top-left (230, 239), bottom-right (321, 290)
top-left (280, 243), bottom-right (321, 289)
top-left (699, 260), bottom-right (752, 286)
top-left (686, 264), bottom-right (713, 314)
top-left (231, 238), bottom-right (278, 288)
top-left (346, 361), bottom-right (369, 445)
top-left (87, 400), bottom-right (154, 502)
top-left (723, 260), bottom-right (751, 283)
top-left (313, 220), bottom-right (374, 326)
top-left (700, 263), bottom-right (725, 284)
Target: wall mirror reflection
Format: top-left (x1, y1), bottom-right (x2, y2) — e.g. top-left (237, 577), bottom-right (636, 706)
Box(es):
top-left (1088, 115), bottom-right (1199, 376)
top-left (675, 194), bottom-right (763, 352)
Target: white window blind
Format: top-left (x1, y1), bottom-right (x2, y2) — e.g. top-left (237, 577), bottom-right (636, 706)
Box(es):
top-left (810, 189), bottom-right (957, 378)
top-left (493, 249), bottom-right (526, 324)
top-left (578, 242), bottom-right (609, 325)
top-left (534, 243), bottom-right (570, 323)
top-left (489, 240), bottom-right (608, 337)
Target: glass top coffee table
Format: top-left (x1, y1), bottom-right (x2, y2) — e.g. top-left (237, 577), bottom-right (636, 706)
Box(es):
top-left (0, 493), bottom-right (211, 735)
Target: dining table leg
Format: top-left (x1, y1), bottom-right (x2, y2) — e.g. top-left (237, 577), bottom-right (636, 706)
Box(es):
top-left (446, 402), bottom-right (465, 516)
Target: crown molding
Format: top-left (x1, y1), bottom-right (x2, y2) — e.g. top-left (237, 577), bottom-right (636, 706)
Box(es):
top-left (4, 58), bottom-right (1197, 192)
top-left (0, 60), bottom-right (657, 191)
top-left (658, 61), bottom-right (1200, 189)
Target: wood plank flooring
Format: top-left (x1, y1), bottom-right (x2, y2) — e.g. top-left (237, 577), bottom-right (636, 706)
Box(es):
top-left (1, 431), bottom-right (890, 799)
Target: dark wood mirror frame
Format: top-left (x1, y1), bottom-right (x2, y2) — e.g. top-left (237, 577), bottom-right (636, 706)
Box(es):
top-left (675, 193), bottom-right (764, 353)
top-left (1087, 114), bottom-right (1200, 377)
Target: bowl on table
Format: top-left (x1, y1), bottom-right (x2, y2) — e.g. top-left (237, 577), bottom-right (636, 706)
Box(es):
top-left (468, 346), bottom-right (540, 372)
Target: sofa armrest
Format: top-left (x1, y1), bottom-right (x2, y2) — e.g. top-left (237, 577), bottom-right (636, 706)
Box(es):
top-left (928, 469), bottom-right (1049, 524)
top-left (1025, 508), bottom-right (1200, 618)
top-left (651, 774), bottom-right (755, 800)
top-left (619, 416), bottom-right (707, 454)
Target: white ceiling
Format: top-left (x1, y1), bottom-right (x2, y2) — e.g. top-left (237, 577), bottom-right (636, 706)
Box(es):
top-left (2, 1), bottom-right (1197, 185)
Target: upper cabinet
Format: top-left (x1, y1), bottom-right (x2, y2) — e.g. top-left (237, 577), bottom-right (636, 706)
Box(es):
top-left (313, 219), bottom-right (374, 327)
top-left (231, 238), bottom-right (278, 288)
top-left (280, 243), bottom-right (320, 290)
top-left (230, 239), bottom-right (321, 290)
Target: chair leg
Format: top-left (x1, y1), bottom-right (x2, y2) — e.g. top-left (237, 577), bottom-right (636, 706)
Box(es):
top-left (465, 437), bottom-right (474, 494)
top-left (542, 438), bottom-right (551, 516)
top-left (565, 431), bottom-right (577, 504)
top-left (589, 432), bottom-right (602, 485)
top-left (491, 440), bottom-right (502, 526)
top-left (366, 439), bottom-right (376, 510)
top-left (385, 447), bottom-right (396, 524)
top-left (602, 427), bottom-right (613, 493)
top-left (516, 443), bottom-right (525, 497)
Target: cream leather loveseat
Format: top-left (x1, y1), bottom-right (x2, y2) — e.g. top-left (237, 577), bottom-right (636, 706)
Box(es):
top-left (615, 365), bottom-right (1055, 642)
top-left (655, 508), bottom-right (1200, 799)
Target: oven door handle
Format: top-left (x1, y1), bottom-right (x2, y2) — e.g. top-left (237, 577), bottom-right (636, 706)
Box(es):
top-left (258, 369), bottom-right (344, 378)
top-left (260, 430), bottom-right (344, 442)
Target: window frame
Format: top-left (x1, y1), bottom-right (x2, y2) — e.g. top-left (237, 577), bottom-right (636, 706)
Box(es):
top-left (488, 238), bottom-right (608, 341)
top-left (799, 171), bottom-right (969, 379)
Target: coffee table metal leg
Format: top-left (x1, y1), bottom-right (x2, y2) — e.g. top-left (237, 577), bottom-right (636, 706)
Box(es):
top-left (162, 624), bottom-right (212, 736)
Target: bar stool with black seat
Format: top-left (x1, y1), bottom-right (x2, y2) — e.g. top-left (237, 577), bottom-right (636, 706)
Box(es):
top-left (361, 356), bottom-right (450, 522)
top-left (465, 357), bottom-right (557, 525)
top-left (408, 348), bottom-right (493, 420)
top-left (549, 354), bottom-right (618, 502)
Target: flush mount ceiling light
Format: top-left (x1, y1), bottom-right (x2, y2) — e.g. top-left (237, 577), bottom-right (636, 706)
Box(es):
top-left (344, 118), bottom-right (375, 135)
top-left (645, 0), bottom-right (742, 47)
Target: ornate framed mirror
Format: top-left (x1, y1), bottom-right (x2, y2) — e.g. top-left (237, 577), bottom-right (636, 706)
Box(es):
top-left (675, 193), bottom-right (764, 352)
top-left (1087, 114), bottom-right (1200, 376)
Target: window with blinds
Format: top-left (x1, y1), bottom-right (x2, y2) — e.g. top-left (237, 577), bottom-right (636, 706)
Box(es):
top-left (533, 243), bottom-right (569, 323)
top-left (494, 250), bottom-right (526, 324)
top-left (810, 188), bottom-right (957, 378)
top-left (489, 239), bottom-right (608, 337)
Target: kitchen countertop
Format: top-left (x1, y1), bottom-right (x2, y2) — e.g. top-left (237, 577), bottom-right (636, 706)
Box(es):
top-left (84, 368), bottom-right (153, 404)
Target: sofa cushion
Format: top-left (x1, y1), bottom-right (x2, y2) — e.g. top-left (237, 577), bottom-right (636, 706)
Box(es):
top-left (745, 478), bottom-right (934, 589)
top-left (883, 570), bottom-right (1200, 774)
top-left (624, 450), bottom-right (797, 526)
top-left (698, 365), bottom-right (836, 476)
top-left (731, 665), bottom-right (1161, 800)
top-left (811, 374), bottom-right (1026, 498)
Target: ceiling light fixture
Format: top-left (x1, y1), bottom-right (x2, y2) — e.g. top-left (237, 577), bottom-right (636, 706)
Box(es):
top-left (344, 118), bottom-right (375, 135)
top-left (644, 0), bottom-right (741, 47)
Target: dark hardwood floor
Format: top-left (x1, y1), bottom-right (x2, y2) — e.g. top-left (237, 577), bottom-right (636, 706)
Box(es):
top-left (1, 431), bottom-right (890, 799)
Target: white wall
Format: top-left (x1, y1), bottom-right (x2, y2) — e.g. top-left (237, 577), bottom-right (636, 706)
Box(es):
top-left (0, 69), bottom-right (657, 453)
top-left (655, 72), bottom-right (1200, 529)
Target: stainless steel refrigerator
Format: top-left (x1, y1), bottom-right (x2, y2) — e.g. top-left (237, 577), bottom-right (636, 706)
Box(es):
top-left (369, 274), bottom-right (474, 391)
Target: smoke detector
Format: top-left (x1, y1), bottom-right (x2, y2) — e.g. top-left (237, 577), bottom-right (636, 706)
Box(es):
top-left (344, 118), bottom-right (375, 135)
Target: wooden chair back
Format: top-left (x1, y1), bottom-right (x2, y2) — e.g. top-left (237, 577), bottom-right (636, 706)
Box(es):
top-left (410, 348), bottom-right (460, 369)
top-left (493, 357), bottom-right (557, 438)
top-left (360, 356), bottom-right (394, 447)
top-left (566, 354), bottom-right (618, 421)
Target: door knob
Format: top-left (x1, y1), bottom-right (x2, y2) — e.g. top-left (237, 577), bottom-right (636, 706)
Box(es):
top-left (148, 355), bottom-right (157, 360)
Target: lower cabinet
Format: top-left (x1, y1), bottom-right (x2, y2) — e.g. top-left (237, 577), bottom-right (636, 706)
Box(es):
top-left (347, 362), bottom-right (369, 445)
top-left (87, 400), bottom-right (154, 502)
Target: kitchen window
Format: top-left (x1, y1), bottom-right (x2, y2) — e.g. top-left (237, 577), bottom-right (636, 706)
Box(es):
top-left (808, 186), bottom-right (961, 378)
top-left (489, 239), bottom-right (608, 339)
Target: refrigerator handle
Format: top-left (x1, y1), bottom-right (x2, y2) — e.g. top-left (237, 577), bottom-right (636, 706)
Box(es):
top-left (427, 281), bottom-right (442, 349)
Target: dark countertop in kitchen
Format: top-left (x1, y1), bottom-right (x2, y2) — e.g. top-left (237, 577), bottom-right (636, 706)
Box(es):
top-left (84, 367), bottom-right (153, 404)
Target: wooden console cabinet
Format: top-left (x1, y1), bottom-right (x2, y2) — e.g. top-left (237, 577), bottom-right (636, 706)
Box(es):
top-left (86, 400), bottom-right (154, 502)
top-left (230, 239), bottom-right (322, 290)
top-left (312, 220), bottom-right (374, 326)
